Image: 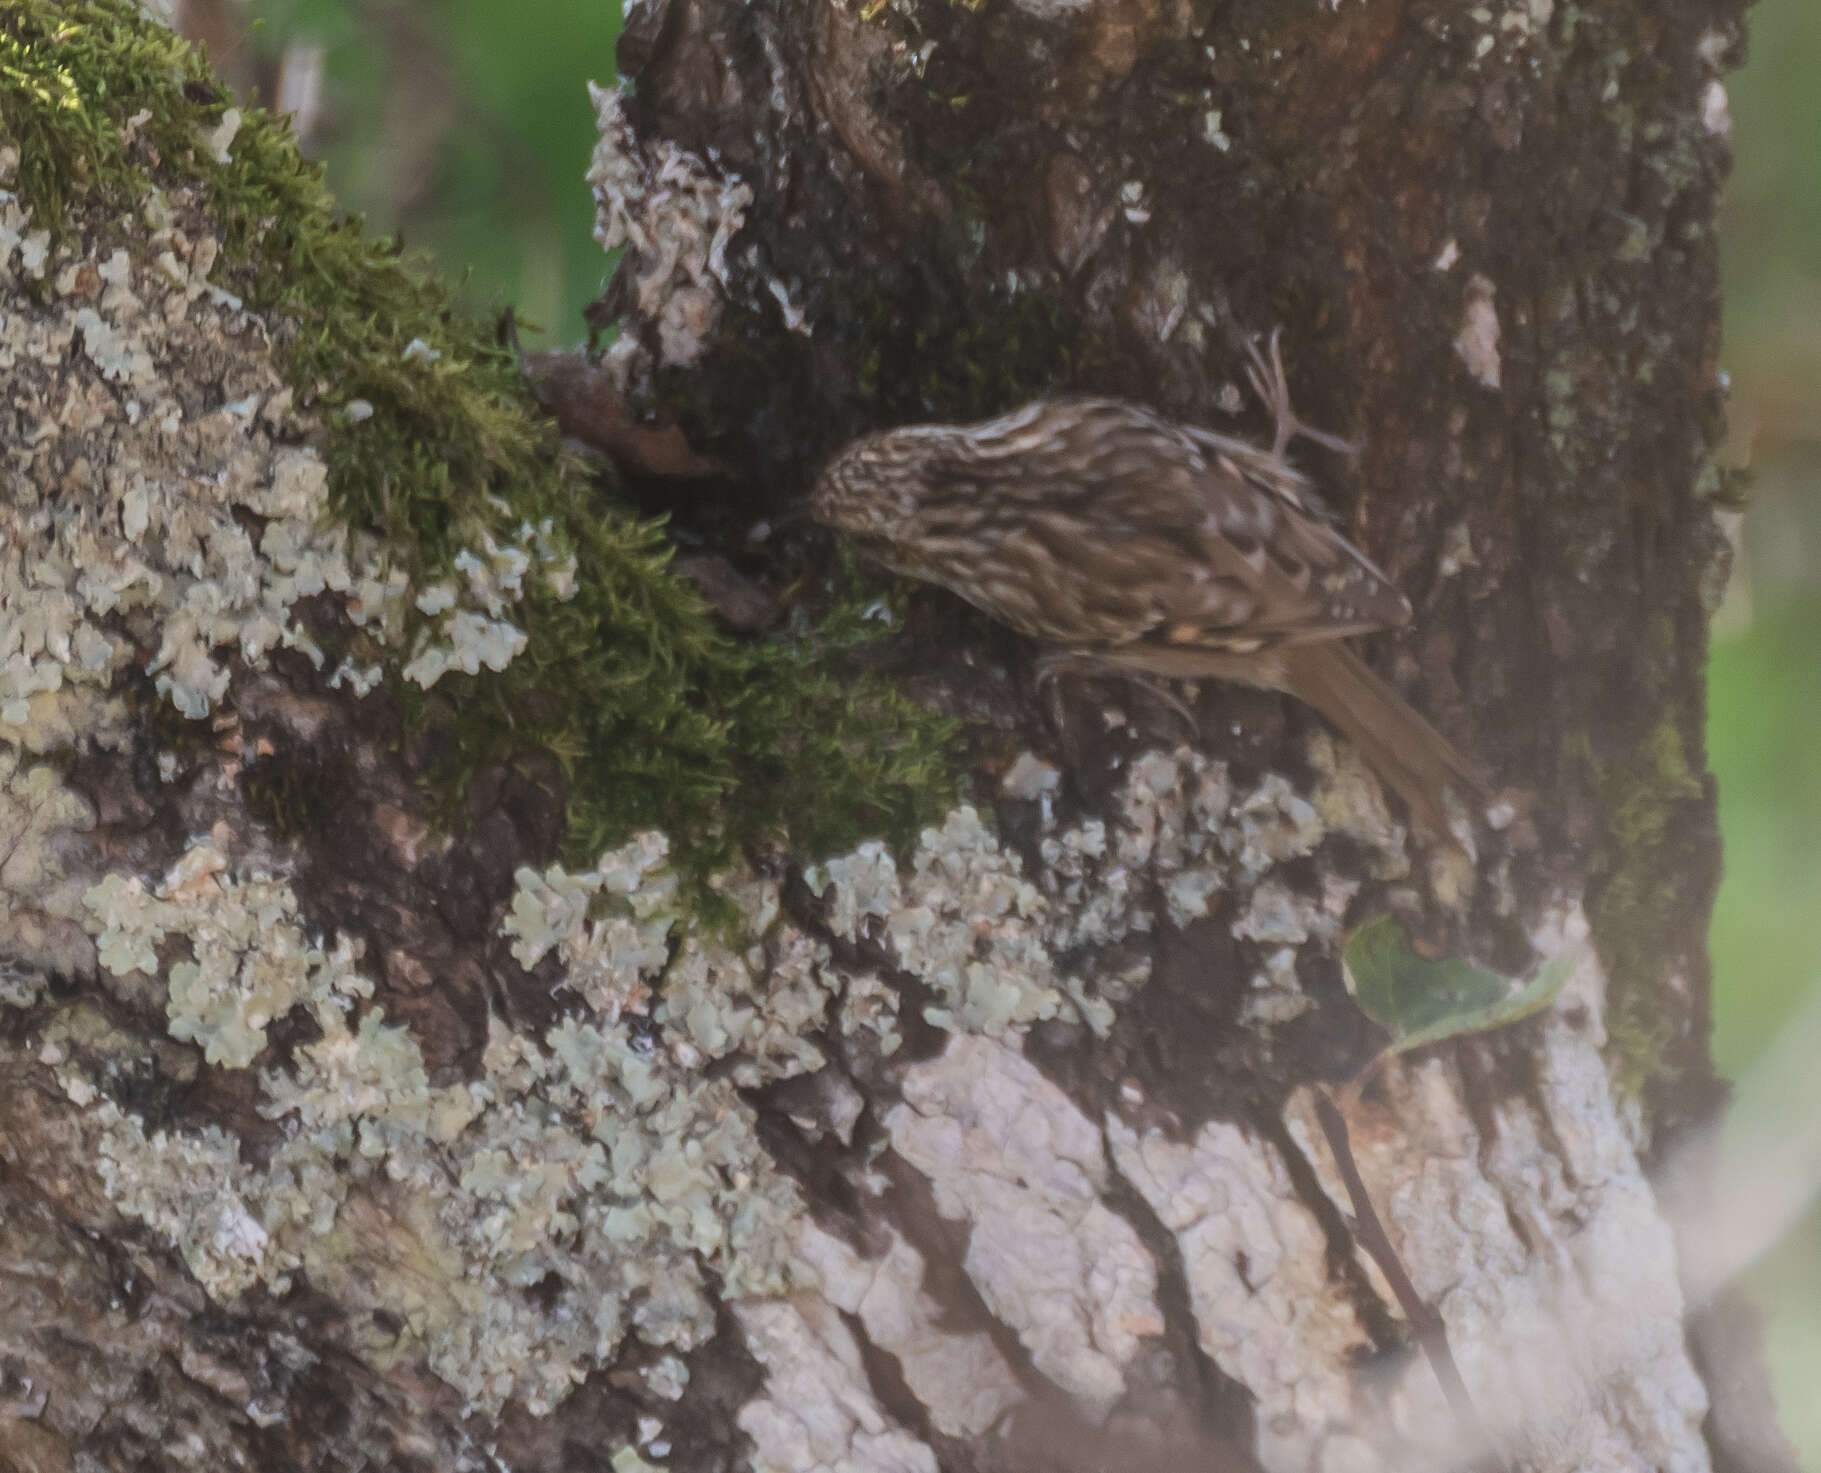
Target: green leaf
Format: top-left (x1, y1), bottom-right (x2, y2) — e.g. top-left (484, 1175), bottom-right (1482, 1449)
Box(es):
top-left (1342, 915), bottom-right (1573, 1054)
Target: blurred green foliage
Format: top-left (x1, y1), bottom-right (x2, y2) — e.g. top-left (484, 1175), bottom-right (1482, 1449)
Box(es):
top-left (1709, 593), bottom-right (1821, 1075)
top-left (246, 0), bottom-right (620, 340)
top-left (1710, 589), bottom-right (1821, 1472)
top-left (1714, 0), bottom-right (1821, 1459)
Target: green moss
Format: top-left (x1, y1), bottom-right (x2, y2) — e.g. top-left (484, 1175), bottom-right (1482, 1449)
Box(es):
top-left (0, 0), bottom-right (959, 897)
top-left (241, 752), bottom-right (337, 840)
top-left (1586, 709), bottom-right (1709, 1095)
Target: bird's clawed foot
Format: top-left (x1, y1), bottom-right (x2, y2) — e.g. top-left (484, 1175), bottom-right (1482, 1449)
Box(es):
top-left (1034, 651), bottom-right (1202, 741)
top-left (1241, 326), bottom-right (1361, 462)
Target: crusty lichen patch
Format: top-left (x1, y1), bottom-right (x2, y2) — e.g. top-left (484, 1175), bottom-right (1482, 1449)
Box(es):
top-left (0, 749), bottom-right (97, 986)
top-left (809, 806), bottom-right (1091, 1037)
top-left (588, 82), bottom-right (755, 372)
top-left (0, 148), bottom-right (583, 766)
top-left (1036, 740), bottom-right (1405, 1030)
top-left (504, 836), bottom-right (877, 1087)
top-left (67, 833), bottom-right (810, 1416)
top-left (804, 741), bottom-right (1408, 1047)
top-left (0, 183), bottom-right (346, 734)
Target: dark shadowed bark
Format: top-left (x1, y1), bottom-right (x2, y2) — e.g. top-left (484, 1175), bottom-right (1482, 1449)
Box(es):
top-left (610, 0), bottom-right (1735, 1127)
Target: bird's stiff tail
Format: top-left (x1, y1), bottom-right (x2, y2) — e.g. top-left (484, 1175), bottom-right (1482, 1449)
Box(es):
top-left (1280, 643), bottom-right (1487, 840)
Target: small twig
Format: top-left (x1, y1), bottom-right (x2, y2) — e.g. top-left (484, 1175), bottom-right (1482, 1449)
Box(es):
top-left (1313, 1089), bottom-right (1510, 1472)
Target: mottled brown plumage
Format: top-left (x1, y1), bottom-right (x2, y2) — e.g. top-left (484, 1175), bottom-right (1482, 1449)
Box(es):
top-left (811, 334), bottom-right (1485, 836)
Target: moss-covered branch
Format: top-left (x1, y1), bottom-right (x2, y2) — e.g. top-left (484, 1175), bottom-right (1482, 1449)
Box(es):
top-left (0, 0), bottom-right (957, 901)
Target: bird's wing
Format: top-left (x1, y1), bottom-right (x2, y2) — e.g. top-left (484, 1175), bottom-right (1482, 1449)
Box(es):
top-left (990, 400), bottom-right (1410, 653)
top-left (881, 397), bottom-right (1410, 653)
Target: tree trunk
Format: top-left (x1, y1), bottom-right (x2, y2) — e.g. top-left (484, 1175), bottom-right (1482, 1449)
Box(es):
top-left (0, 2), bottom-right (1790, 1473)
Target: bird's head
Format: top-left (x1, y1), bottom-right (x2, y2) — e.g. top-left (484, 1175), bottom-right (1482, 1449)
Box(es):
top-left (810, 426), bottom-right (947, 542)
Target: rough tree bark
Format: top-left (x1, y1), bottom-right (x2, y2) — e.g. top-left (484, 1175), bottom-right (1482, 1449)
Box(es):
top-left (0, 2), bottom-right (1793, 1473)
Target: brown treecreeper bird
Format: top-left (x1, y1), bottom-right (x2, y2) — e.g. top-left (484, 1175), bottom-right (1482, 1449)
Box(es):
top-left (811, 332), bottom-right (1485, 838)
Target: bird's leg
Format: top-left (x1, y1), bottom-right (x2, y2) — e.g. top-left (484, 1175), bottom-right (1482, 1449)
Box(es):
top-left (1241, 327), bottom-right (1361, 461)
top-left (1034, 651), bottom-right (1201, 737)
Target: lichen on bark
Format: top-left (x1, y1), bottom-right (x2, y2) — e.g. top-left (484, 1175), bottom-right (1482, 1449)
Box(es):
top-left (0, 0), bottom-right (1777, 1470)
top-left (0, 0), bottom-right (960, 898)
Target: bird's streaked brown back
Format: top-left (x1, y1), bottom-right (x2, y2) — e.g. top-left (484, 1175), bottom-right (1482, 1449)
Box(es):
top-left (812, 396), bottom-right (1411, 664)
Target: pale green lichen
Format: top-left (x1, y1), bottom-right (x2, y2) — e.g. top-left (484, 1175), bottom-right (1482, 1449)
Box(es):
top-left (503, 833), bottom-right (677, 1020)
top-left (587, 81), bottom-right (754, 372)
top-left (84, 872), bottom-right (167, 977)
top-left (1241, 946), bottom-right (1312, 1027)
top-left (84, 844), bottom-right (371, 1068)
top-left (658, 924), bottom-right (833, 1083)
top-left (0, 749), bottom-right (99, 983)
top-left (810, 806), bottom-right (1081, 1036)
top-left (94, 1107), bottom-right (273, 1297)
top-left (1304, 729), bottom-right (1411, 878)
top-left (0, 181), bottom-right (355, 730)
top-left (396, 520), bottom-right (576, 689)
top-left (645, 1353), bottom-right (690, 1400)
top-left (1039, 817), bottom-right (1129, 948)
top-left (72, 834), bottom-right (810, 1416)
top-left (1036, 747), bottom-right (1238, 949)
top-left (0, 170), bottom-right (574, 756)
top-left (1223, 773), bottom-right (1326, 880)
top-left (1011, 743), bottom-right (1383, 1038)
top-left (508, 840), bottom-right (846, 1084)
top-left (800, 752), bottom-right (1355, 1051)
top-left (1231, 879), bottom-right (1325, 947)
